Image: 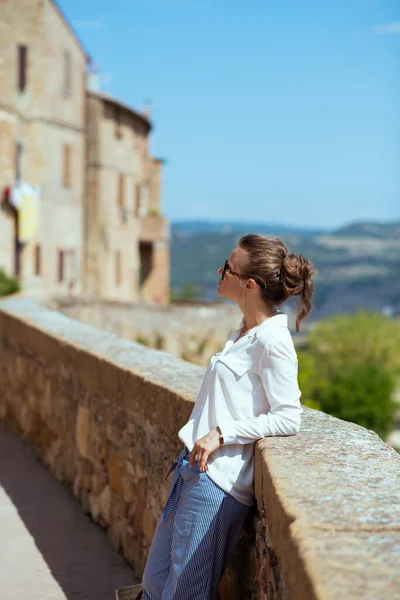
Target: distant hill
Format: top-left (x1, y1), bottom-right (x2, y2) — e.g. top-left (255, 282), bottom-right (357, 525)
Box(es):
top-left (170, 220), bottom-right (400, 320)
top-left (332, 221), bottom-right (400, 239)
top-left (171, 220), bottom-right (326, 238)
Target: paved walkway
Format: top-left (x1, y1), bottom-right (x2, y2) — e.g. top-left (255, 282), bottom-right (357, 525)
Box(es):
top-left (0, 427), bottom-right (138, 600)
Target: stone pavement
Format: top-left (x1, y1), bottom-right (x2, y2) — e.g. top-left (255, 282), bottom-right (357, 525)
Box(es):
top-left (0, 427), bottom-right (138, 600)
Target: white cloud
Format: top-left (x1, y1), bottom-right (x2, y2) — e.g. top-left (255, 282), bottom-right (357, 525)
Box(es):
top-left (374, 21), bottom-right (400, 35)
top-left (72, 20), bottom-right (103, 30)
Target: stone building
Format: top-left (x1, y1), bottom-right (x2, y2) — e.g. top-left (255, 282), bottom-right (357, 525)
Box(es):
top-left (0, 0), bottom-right (88, 296)
top-left (0, 0), bottom-right (169, 305)
top-left (85, 90), bottom-right (169, 304)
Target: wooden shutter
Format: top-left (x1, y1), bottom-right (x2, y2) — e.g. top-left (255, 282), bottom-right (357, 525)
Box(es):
top-left (63, 144), bottom-right (72, 187)
top-left (34, 244), bottom-right (41, 276)
top-left (58, 250), bottom-right (64, 282)
top-left (18, 45), bottom-right (27, 92)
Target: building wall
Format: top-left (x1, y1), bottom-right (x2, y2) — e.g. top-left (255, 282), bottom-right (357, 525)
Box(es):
top-left (85, 92), bottom-right (169, 305)
top-left (0, 0), bottom-right (86, 296)
top-left (85, 93), bottom-right (143, 302)
top-left (0, 1), bottom-right (169, 305)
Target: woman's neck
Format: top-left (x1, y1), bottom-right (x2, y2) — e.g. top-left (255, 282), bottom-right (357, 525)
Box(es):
top-left (242, 306), bottom-right (278, 331)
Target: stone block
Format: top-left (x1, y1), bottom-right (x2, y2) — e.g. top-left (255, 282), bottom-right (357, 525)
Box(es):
top-left (89, 492), bottom-right (101, 522)
top-left (122, 476), bottom-right (134, 503)
top-left (73, 474), bottom-right (81, 500)
top-left (108, 517), bottom-right (125, 552)
top-left (108, 451), bottom-right (124, 496)
top-left (92, 471), bottom-right (107, 495)
top-left (76, 405), bottom-right (90, 459)
top-left (99, 484), bottom-right (112, 524)
top-left (41, 379), bottom-right (52, 420)
top-left (106, 422), bottom-right (121, 446)
top-left (20, 404), bottom-right (36, 434)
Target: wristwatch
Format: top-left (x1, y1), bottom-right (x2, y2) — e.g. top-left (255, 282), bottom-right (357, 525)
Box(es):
top-left (216, 426), bottom-right (224, 446)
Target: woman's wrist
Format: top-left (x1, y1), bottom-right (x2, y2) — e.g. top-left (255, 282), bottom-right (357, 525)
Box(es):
top-left (216, 425), bottom-right (224, 446)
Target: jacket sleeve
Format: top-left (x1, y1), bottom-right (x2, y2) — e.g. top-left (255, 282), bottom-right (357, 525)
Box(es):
top-left (218, 334), bottom-right (303, 445)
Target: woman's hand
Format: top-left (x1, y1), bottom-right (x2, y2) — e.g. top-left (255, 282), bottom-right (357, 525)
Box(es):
top-left (189, 428), bottom-right (222, 472)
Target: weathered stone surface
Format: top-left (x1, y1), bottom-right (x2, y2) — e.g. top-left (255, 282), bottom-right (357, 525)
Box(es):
top-left (99, 485), bottom-right (112, 525)
top-left (107, 451), bottom-right (124, 496)
top-left (75, 406), bottom-right (90, 460)
top-left (89, 492), bottom-right (101, 522)
top-left (1, 297), bottom-right (400, 600)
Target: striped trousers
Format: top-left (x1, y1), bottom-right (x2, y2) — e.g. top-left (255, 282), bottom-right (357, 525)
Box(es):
top-left (142, 447), bottom-right (252, 600)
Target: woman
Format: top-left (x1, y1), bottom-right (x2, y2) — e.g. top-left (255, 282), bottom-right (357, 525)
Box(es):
top-left (121, 234), bottom-right (314, 600)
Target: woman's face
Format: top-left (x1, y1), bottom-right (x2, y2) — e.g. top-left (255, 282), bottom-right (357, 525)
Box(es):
top-left (216, 246), bottom-right (248, 302)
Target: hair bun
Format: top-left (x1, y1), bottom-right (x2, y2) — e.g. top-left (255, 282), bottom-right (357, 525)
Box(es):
top-left (281, 253), bottom-right (310, 296)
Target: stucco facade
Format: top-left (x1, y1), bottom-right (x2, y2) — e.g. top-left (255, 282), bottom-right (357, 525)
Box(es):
top-left (0, 0), bottom-right (87, 296)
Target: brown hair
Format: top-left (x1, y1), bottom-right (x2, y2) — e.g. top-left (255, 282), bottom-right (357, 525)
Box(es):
top-left (238, 234), bottom-right (316, 332)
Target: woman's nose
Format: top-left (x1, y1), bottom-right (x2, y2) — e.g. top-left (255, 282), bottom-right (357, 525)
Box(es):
top-left (217, 266), bottom-right (222, 275)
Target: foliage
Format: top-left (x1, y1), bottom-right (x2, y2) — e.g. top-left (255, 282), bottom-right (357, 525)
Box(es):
top-left (307, 310), bottom-right (400, 377)
top-left (315, 364), bottom-right (396, 440)
top-left (298, 311), bottom-right (400, 440)
top-left (136, 334), bottom-right (150, 347)
top-left (147, 208), bottom-right (160, 217)
top-left (0, 269), bottom-right (20, 297)
top-left (177, 282), bottom-right (203, 301)
top-left (297, 351), bottom-right (321, 410)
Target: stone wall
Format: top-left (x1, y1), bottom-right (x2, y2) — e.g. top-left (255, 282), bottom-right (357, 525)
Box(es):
top-left (47, 296), bottom-right (244, 365)
top-left (1, 296), bottom-right (399, 599)
top-left (47, 296), bottom-right (306, 367)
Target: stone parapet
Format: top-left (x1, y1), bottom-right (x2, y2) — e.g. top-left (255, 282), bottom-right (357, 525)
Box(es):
top-left (0, 297), bottom-right (399, 599)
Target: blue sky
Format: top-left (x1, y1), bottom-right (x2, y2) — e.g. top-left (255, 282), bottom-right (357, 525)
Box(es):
top-left (63, 0), bottom-right (399, 229)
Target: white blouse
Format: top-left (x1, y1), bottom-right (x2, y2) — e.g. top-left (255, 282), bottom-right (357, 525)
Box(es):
top-left (178, 313), bottom-right (303, 506)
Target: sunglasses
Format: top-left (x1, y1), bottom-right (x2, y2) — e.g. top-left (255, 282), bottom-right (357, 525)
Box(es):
top-left (221, 259), bottom-right (266, 289)
top-left (221, 260), bottom-right (242, 280)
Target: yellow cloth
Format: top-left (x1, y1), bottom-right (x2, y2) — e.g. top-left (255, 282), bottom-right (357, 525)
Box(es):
top-left (11, 184), bottom-right (40, 243)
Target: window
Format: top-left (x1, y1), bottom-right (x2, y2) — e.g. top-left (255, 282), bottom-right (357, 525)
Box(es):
top-left (34, 244), bottom-right (41, 276)
top-left (17, 45), bottom-right (27, 92)
top-left (58, 250), bottom-right (64, 282)
top-left (15, 139), bottom-right (23, 181)
top-left (118, 174), bottom-right (128, 222)
top-left (115, 251), bottom-right (122, 286)
top-left (118, 173), bottom-right (124, 209)
top-left (63, 51), bottom-right (71, 97)
top-left (62, 144), bottom-right (72, 187)
top-left (114, 107), bottom-right (122, 139)
top-left (135, 184), bottom-right (141, 216)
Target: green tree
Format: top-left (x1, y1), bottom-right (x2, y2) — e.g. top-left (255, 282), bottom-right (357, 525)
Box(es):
top-left (178, 282), bottom-right (202, 301)
top-left (315, 363), bottom-right (396, 440)
top-left (308, 310), bottom-right (400, 377)
top-left (297, 351), bottom-right (321, 410)
top-left (297, 311), bottom-right (400, 440)
top-left (0, 269), bottom-right (20, 297)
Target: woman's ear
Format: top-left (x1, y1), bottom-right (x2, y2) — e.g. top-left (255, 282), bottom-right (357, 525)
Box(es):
top-left (247, 278), bottom-right (258, 292)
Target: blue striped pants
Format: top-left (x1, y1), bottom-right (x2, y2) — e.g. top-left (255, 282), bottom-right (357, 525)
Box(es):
top-left (142, 447), bottom-right (252, 600)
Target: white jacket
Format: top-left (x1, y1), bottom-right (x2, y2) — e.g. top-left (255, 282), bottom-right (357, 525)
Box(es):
top-left (178, 313), bottom-right (303, 506)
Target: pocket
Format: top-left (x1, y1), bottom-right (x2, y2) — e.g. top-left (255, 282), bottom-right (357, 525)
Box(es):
top-left (180, 458), bottom-right (204, 481)
top-left (216, 354), bottom-right (251, 378)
